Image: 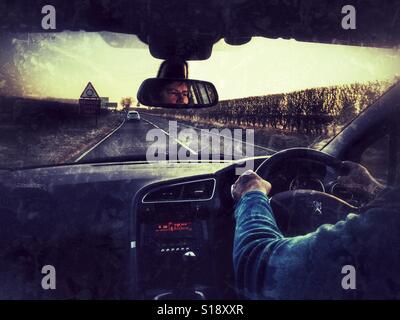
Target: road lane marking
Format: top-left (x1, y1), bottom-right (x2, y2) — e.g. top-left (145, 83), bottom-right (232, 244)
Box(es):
top-left (142, 117), bottom-right (198, 155)
top-left (143, 114), bottom-right (276, 154)
top-left (74, 118), bottom-right (126, 162)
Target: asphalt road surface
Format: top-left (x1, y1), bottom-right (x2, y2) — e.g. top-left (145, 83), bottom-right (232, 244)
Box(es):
top-left (76, 113), bottom-right (276, 162)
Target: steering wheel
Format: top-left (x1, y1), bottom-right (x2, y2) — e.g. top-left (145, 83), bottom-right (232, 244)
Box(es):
top-left (256, 148), bottom-right (348, 178)
top-left (255, 148), bottom-right (358, 236)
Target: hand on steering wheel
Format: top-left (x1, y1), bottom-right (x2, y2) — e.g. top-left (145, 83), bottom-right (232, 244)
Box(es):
top-left (230, 149), bottom-right (381, 236)
top-left (231, 154), bottom-right (380, 203)
top-left (337, 161), bottom-right (385, 199)
top-left (231, 170), bottom-right (271, 202)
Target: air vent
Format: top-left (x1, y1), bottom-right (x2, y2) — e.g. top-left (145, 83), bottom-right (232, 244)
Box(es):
top-left (142, 178), bottom-right (216, 203)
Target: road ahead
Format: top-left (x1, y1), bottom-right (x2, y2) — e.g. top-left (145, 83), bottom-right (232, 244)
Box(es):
top-left (76, 113), bottom-right (276, 162)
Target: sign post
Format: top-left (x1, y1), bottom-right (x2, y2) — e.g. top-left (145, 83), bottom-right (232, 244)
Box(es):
top-left (79, 82), bottom-right (101, 127)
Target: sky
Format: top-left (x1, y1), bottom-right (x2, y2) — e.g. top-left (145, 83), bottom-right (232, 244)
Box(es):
top-left (11, 32), bottom-right (400, 102)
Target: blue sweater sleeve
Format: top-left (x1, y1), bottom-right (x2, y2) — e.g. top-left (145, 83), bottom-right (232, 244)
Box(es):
top-left (233, 191), bottom-right (288, 299)
top-left (233, 189), bottom-right (400, 299)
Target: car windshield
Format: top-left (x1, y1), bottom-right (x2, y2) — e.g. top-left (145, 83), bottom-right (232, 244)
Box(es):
top-left (0, 32), bottom-right (399, 168)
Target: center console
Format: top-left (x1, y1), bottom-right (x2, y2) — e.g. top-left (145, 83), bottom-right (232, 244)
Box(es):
top-left (135, 178), bottom-right (218, 299)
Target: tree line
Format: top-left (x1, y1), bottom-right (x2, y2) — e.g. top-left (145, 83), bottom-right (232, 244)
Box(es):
top-left (142, 81), bottom-right (392, 134)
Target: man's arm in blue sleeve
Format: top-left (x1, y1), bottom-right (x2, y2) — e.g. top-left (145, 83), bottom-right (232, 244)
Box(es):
top-left (233, 188), bottom-right (400, 299)
top-left (233, 191), bottom-right (288, 299)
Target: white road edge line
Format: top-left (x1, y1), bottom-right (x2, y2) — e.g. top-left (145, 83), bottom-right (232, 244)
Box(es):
top-left (142, 117), bottom-right (198, 155)
top-left (144, 114), bottom-right (276, 153)
top-left (74, 118), bottom-right (126, 162)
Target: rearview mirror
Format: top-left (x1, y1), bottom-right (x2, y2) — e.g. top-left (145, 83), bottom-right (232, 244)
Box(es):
top-left (137, 78), bottom-right (218, 108)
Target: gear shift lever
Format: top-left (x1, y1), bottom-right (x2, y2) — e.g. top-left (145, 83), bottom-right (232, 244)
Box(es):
top-left (173, 251), bottom-right (205, 299)
top-left (154, 251), bottom-right (205, 300)
top-left (179, 251), bottom-right (197, 289)
top-left (183, 251), bottom-right (197, 264)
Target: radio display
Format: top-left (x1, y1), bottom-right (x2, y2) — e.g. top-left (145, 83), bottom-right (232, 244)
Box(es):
top-left (155, 222), bottom-right (193, 233)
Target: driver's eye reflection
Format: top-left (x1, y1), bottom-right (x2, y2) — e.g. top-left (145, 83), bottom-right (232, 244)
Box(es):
top-left (167, 90), bottom-right (189, 97)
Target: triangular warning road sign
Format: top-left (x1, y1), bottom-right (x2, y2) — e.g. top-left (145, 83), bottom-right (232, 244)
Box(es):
top-left (80, 82), bottom-right (100, 99)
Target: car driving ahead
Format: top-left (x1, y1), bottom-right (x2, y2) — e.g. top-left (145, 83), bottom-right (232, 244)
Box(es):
top-left (127, 110), bottom-right (140, 121)
top-left (0, 0), bottom-right (400, 300)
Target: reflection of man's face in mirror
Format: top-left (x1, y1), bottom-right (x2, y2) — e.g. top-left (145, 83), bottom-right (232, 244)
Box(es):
top-left (160, 82), bottom-right (190, 104)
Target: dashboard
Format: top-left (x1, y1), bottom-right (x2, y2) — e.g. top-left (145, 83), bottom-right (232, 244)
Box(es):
top-left (0, 154), bottom-right (362, 299)
top-left (0, 161), bottom-right (235, 299)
